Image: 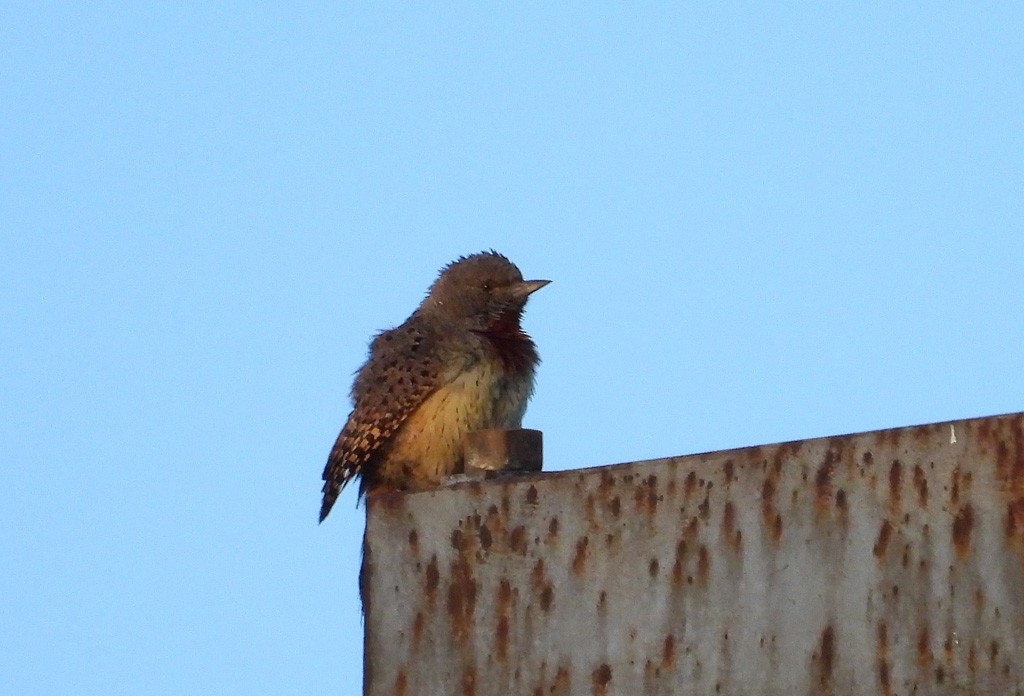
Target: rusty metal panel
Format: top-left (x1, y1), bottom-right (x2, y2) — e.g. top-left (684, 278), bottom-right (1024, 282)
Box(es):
top-left (362, 413), bottom-right (1024, 696)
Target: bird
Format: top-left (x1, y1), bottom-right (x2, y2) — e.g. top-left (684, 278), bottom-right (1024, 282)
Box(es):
top-left (319, 251), bottom-right (549, 522)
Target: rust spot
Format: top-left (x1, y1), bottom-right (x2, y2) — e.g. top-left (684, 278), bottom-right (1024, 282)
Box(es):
top-left (662, 634), bottom-right (676, 669)
top-left (447, 557), bottom-right (476, 644)
top-left (761, 478), bottom-right (778, 543)
top-left (530, 558), bottom-right (550, 614)
top-left (425, 555), bottom-right (440, 598)
top-left (917, 626), bottom-right (932, 667)
top-left (951, 466), bottom-right (962, 504)
top-left (462, 665), bottom-right (476, 696)
top-left (412, 611), bottom-right (424, 647)
top-left (907, 465), bottom-right (927, 508)
top-left (836, 488), bottom-right (848, 513)
top-left (647, 474), bottom-right (658, 496)
top-left (684, 516), bottom-right (699, 540)
top-left (510, 525), bottom-right (528, 555)
top-left (584, 494), bottom-right (596, 529)
top-left (990, 640), bottom-right (1000, 667)
top-left (540, 584), bottom-right (554, 612)
top-left (395, 670), bottom-right (407, 696)
top-left (724, 459), bottom-right (734, 482)
top-left (816, 449), bottom-right (837, 509)
top-left (697, 545), bottom-right (710, 588)
top-left (722, 501), bottom-right (736, 548)
top-left (634, 474), bottom-right (659, 515)
top-left (1006, 498), bottom-right (1024, 539)
top-left (994, 423), bottom-right (1024, 487)
top-left (598, 469), bottom-right (615, 497)
top-left (774, 440), bottom-right (804, 473)
top-left (525, 484), bottom-right (538, 505)
top-left (952, 504), bottom-right (975, 558)
top-left (672, 539), bottom-right (687, 586)
top-left (684, 470), bottom-right (698, 499)
top-left (451, 528), bottom-right (466, 551)
top-left (408, 529), bottom-right (418, 551)
top-left (592, 664), bottom-right (612, 695)
top-left (873, 519), bottom-right (893, 559)
top-left (888, 459), bottom-right (903, 504)
top-left (609, 496), bottom-right (621, 516)
top-left (531, 557), bottom-right (544, 583)
top-left (547, 517), bottom-right (560, 543)
top-left (771, 513), bottom-right (782, 544)
top-left (478, 522), bottom-right (492, 551)
top-left (877, 621), bottom-right (891, 695)
top-left (497, 578), bottom-right (512, 605)
top-left (648, 558), bottom-right (659, 578)
top-left (862, 451), bottom-right (873, 467)
top-left (552, 665), bottom-right (570, 695)
top-left (375, 489), bottom-right (407, 512)
top-left (573, 537), bottom-right (590, 575)
top-left (495, 580), bottom-right (512, 662)
top-left (698, 491), bottom-right (710, 520)
top-left (815, 624), bottom-right (835, 686)
top-left (968, 643), bottom-right (977, 672)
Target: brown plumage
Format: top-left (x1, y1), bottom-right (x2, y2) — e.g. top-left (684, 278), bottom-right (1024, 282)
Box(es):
top-left (319, 251), bottom-right (549, 522)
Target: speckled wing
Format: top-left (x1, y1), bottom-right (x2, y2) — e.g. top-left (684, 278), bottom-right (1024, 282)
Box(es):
top-left (319, 322), bottom-right (466, 522)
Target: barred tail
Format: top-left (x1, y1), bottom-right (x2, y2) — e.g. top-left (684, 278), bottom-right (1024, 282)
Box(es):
top-left (319, 476), bottom-right (342, 523)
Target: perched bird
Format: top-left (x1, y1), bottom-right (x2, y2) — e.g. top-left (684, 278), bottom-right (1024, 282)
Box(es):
top-left (319, 251), bottom-right (549, 522)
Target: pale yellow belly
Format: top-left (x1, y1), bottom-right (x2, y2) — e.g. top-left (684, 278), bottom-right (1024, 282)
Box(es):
top-left (377, 360), bottom-right (533, 490)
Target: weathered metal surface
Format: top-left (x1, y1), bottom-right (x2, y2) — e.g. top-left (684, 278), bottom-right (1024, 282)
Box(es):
top-left (363, 413), bottom-right (1024, 695)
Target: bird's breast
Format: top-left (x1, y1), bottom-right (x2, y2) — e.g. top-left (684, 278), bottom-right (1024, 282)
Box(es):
top-left (376, 354), bottom-right (535, 489)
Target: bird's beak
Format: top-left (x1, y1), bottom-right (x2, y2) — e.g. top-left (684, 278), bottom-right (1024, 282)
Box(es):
top-left (511, 279), bottom-right (551, 298)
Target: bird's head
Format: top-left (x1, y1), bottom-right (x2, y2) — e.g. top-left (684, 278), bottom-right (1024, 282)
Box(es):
top-left (420, 251), bottom-right (549, 332)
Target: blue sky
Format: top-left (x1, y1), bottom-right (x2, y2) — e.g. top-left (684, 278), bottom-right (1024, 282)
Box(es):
top-left (3, 3), bottom-right (1022, 693)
